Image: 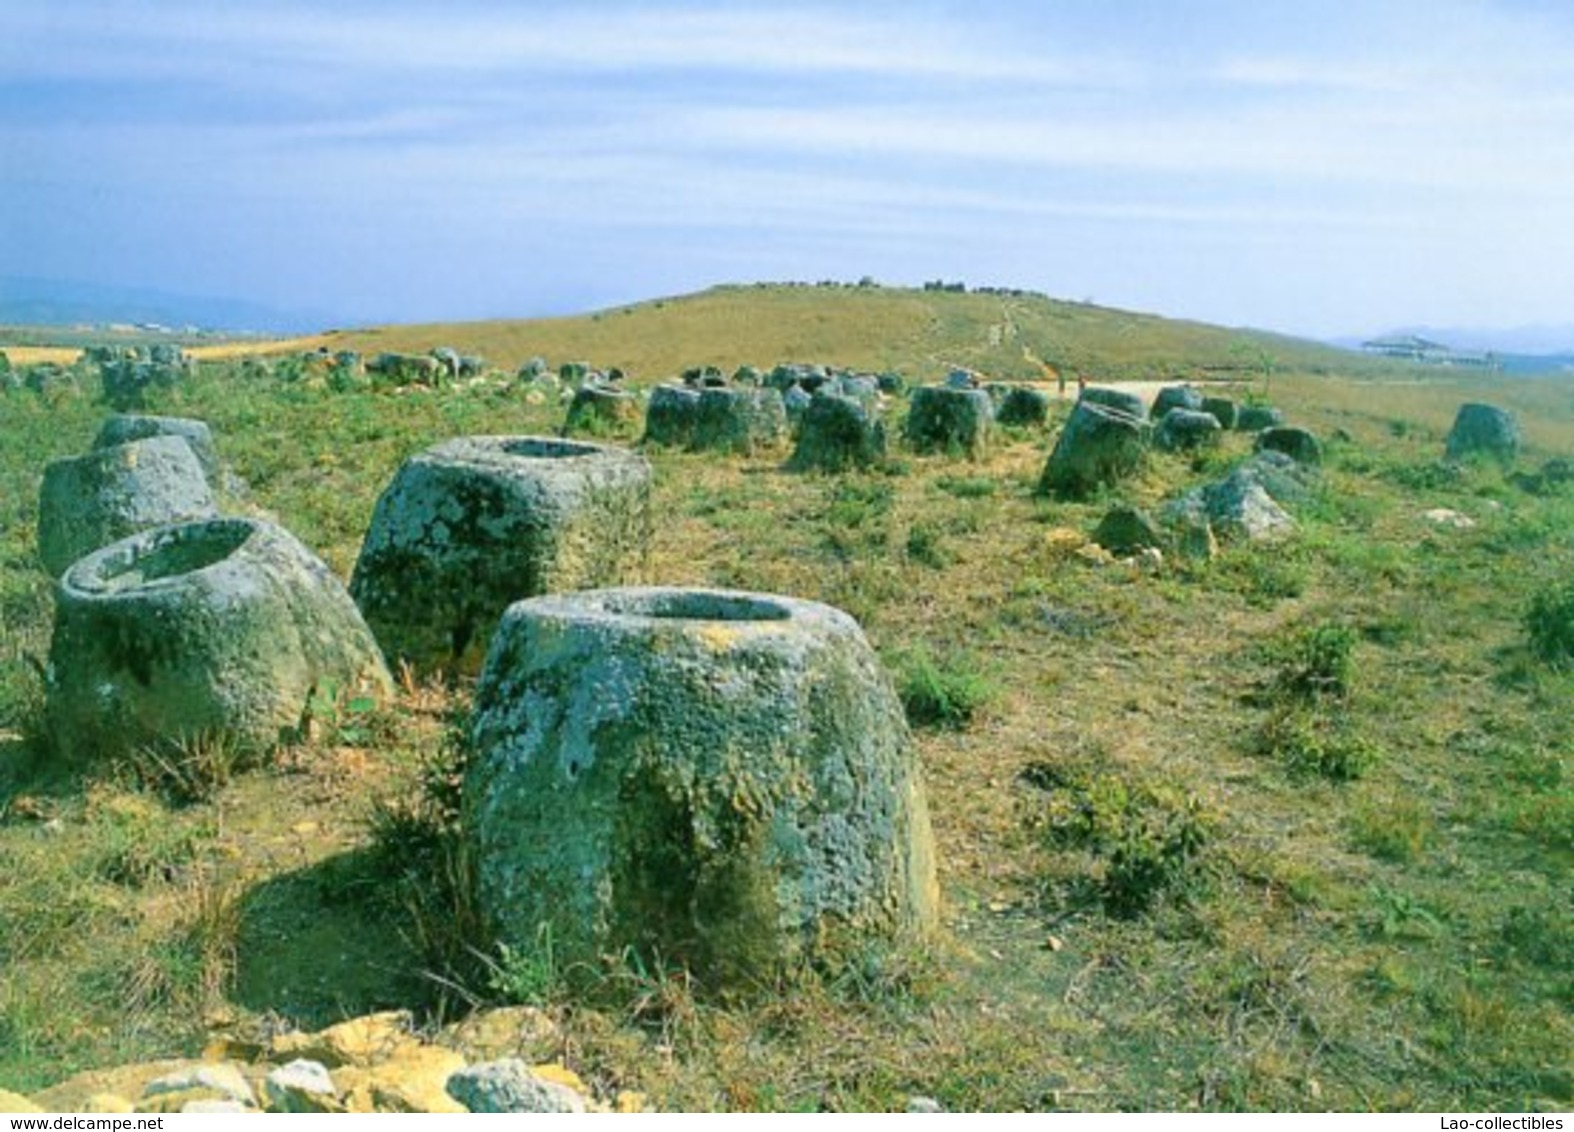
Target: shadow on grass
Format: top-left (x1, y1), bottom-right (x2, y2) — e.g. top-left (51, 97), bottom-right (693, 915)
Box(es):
top-left (232, 847), bottom-right (430, 1031)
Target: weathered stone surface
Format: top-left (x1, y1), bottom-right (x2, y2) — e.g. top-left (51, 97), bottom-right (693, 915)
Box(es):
top-left (904, 386), bottom-right (994, 457)
top-left (269, 1010), bottom-right (418, 1068)
top-left (336, 1047), bottom-right (468, 1114)
top-left (350, 436), bottom-right (651, 676)
top-left (691, 387), bottom-right (789, 454)
top-left (1235, 404), bottom-right (1284, 431)
top-left (1038, 401), bottom-right (1151, 498)
top-left (31, 1060), bottom-right (191, 1112)
top-left (563, 385), bottom-right (640, 436)
top-left (782, 383), bottom-right (813, 432)
top-left (142, 1062), bottom-right (255, 1109)
top-left (446, 1060), bottom-right (586, 1114)
top-left (99, 349), bottom-right (191, 409)
top-left (48, 517), bottom-right (392, 763)
top-left (1233, 449), bottom-right (1318, 507)
top-left (1445, 402), bottom-right (1521, 463)
top-left (1154, 407), bottom-right (1223, 452)
top-left (82, 1094), bottom-right (135, 1113)
top-left (0, 1089), bottom-right (43, 1113)
top-left (263, 1060), bottom-right (340, 1113)
top-left (993, 385), bottom-right (1052, 427)
top-left (1078, 386), bottom-right (1148, 420)
top-left (1152, 385), bottom-right (1204, 418)
top-left (440, 1006), bottom-right (560, 1064)
top-left (642, 384), bottom-right (702, 448)
top-left (1200, 396), bottom-right (1238, 430)
top-left (1093, 505), bottom-right (1166, 556)
top-left (1255, 425), bottom-right (1323, 466)
top-left (466, 587), bottom-right (939, 986)
top-left (37, 436), bottom-right (219, 577)
top-left (1159, 495), bottom-right (1219, 561)
top-left (1205, 476), bottom-right (1295, 541)
top-left (93, 414), bottom-right (219, 480)
top-left (789, 392), bottom-right (887, 472)
top-left (367, 352), bottom-right (444, 388)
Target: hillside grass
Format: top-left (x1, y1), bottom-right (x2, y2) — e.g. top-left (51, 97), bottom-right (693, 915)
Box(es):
top-left (314, 282), bottom-right (1367, 384)
top-left (0, 291), bottom-right (1570, 1111)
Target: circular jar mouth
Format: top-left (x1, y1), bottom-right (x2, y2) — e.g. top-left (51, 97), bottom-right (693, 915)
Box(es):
top-left (498, 437), bottom-right (601, 460)
top-left (73, 518), bottom-right (255, 594)
top-left (598, 590), bottom-right (792, 623)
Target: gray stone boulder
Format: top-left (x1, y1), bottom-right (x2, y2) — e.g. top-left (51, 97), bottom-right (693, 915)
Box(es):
top-left (1152, 385), bottom-right (1204, 418)
top-left (1235, 404), bottom-right (1284, 431)
top-left (782, 383), bottom-right (813, 432)
top-left (263, 1060), bottom-right (338, 1113)
top-left (1158, 495), bottom-right (1219, 561)
top-left (1037, 401), bottom-right (1151, 498)
top-left (37, 436), bottom-right (219, 577)
top-left (945, 368), bottom-right (979, 390)
top-left (446, 1060), bottom-right (585, 1114)
top-left (824, 373), bottom-right (880, 406)
top-left (99, 351), bottom-right (191, 409)
top-left (350, 436), bottom-right (651, 676)
top-left (93, 414), bottom-right (219, 480)
top-left (517, 356), bottom-right (549, 381)
top-left (47, 517), bottom-right (392, 763)
top-left (994, 385), bottom-right (1052, 427)
top-left (1200, 396), bottom-right (1238, 430)
top-left (641, 384), bottom-right (702, 448)
top-left (788, 392), bottom-right (887, 472)
top-left (1234, 449), bottom-right (1318, 507)
top-left (1093, 505), bottom-right (1166, 556)
top-left (1155, 407), bottom-right (1223, 452)
top-left (366, 353), bottom-right (444, 388)
top-left (1255, 426), bottom-right (1323, 466)
top-left (466, 587), bottom-right (939, 986)
top-left (1079, 386), bottom-right (1148, 420)
top-left (1163, 469), bottom-right (1293, 545)
top-left (691, 387), bottom-right (789, 455)
top-left (1445, 402), bottom-right (1521, 463)
top-left (562, 385), bottom-right (640, 437)
top-left (904, 386), bottom-right (993, 458)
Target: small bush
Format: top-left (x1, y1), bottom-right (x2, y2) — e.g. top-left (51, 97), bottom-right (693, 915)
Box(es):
top-left (1273, 622), bottom-right (1358, 702)
top-left (904, 522), bottom-right (951, 569)
top-left (1022, 763), bottom-right (1212, 917)
top-left (1258, 708), bottom-right (1381, 782)
top-left (895, 647), bottom-right (996, 729)
top-left (1525, 580), bottom-right (1574, 668)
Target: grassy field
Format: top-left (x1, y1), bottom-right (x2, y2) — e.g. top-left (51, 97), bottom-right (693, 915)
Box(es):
top-left (0, 287), bottom-right (1569, 1111)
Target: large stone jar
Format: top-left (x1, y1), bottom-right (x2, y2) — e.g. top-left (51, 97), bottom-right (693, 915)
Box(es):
top-left (466, 586), bottom-right (939, 986)
top-left (37, 436), bottom-right (218, 577)
top-left (349, 436), bottom-right (651, 676)
top-left (47, 517), bottom-right (392, 763)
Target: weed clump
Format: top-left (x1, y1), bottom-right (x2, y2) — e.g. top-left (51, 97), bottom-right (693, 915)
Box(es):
top-left (1021, 762), bottom-right (1212, 917)
top-left (1525, 580), bottom-right (1574, 668)
top-left (895, 647), bottom-right (997, 730)
top-left (1273, 622), bottom-right (1357, 702)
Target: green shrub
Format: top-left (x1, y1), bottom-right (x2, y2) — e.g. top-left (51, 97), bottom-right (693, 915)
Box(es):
top-left (895, 647), bottom-right (996, 729)
top-left (904, 522), bottom-right (951, 569)
top-left (1273, 622), bottom-right (1357, 702)
top-left (1023, 763), bottom-right (1211, 917)
top-left (1258, 708), bottom-right (1381, 782)
top-left (1525, 580), bottom-right (1574, 668)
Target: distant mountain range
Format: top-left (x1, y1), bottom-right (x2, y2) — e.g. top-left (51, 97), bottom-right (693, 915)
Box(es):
top-left (0, 276), bottom-right (336, 334)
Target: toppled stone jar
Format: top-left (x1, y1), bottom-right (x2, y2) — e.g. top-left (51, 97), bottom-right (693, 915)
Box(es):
top-left (47, 517), bottom-right (392, 763)
top-left (466, 587), bottom-right (939, 986)
top-left (349, 436), bottom-right (651, 676)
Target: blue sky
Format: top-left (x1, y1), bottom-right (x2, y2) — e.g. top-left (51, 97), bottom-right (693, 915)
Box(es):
top-left (5, 1), bottom-right (1574, 337)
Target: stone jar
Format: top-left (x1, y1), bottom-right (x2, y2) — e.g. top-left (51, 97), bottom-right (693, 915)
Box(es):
top-left (349, 436), bottom-right (651, 676)
top-left (47, 517), bottom-right (392, 763)
top-left (37, 436), bottom-right (218, 577)
top-left (466, 586), bottom-right (939, 986)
